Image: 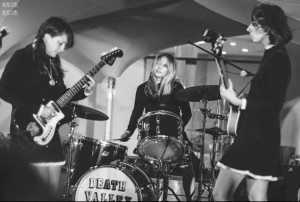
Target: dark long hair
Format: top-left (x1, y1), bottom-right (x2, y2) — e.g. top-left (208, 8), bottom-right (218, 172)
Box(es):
top-left (251, 3), bottom-right (293, 46)
top-left (33, 16), bottom-right (74, 77)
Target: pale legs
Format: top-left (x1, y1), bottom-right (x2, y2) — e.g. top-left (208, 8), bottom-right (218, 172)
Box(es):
top-left (245, 178), bottom-right (269, 201)
top-left (31, 165), bottom-right (62, 197)
top-left (212, 168), bottom-right (269, 201)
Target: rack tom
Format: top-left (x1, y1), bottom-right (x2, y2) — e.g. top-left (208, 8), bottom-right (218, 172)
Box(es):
top-left (137, 110), bottom-right (184, 163)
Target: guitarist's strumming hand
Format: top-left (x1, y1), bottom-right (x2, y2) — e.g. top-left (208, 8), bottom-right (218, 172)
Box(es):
top-left (26, 106), bottom-right (57, 136)
top-left (220, 79), bottom-right (243, 107)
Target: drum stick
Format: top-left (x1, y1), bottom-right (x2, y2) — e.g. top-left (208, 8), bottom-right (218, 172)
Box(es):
top-left (112, 138), bottom-right (122, 141)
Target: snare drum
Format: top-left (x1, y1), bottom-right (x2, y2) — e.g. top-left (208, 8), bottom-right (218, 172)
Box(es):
top-left (73, 163), bottom-right (155, 201)
top-left (70, 136), bottom-right (128, 185)
top-left (137, 110), bottom-right (184, 163)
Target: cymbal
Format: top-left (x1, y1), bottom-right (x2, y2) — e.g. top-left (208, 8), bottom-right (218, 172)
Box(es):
top-left (175, 85), bottom-right (221, 102)
top-left (63, 103), bottom-right (109, 121)
top-left (188, 126), bottom-right (228, 137)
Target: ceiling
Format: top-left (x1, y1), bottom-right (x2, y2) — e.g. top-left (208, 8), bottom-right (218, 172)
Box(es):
top-left (0, 0), bottom-right (299, 80)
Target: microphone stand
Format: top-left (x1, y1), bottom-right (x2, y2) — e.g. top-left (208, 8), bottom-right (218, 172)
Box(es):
top-left (187, 41), bottom-right (254, 77)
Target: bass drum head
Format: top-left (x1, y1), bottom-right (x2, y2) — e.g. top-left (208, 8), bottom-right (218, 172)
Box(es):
top-left (74, 163), bottom-right (154, 201)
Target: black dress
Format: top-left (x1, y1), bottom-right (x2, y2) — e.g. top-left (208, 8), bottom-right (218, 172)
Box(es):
top-left (0, 45), bottom-right (86, 164)
top-left (126, 81), bottom-right (192, 142)
top-left (218, 46), bottom-right (291, 181)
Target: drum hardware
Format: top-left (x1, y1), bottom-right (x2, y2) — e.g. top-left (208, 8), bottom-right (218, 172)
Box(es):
top-left (135, 110), bottom-right (190, 200)
top-left (136, 110), bottom-right (184, 164)
top-left (152, 160), bottom-right (183, 201)
top-left (69, 136), bottom-right (128, 186)
top-left (193, 126), bottom-right (228, 137)
top-left (175, 85), bottom-right (221, 102)
top-left (196, 99), bottom-right (210, 201)
top-left (61, 105), bottom-right (78, 200)
top-left (63, 103), bottom-right (109, 121)
top-left (159, 136), bottom-right (172, 161)
top-left (200, 108), bottom-right (227, 121)
top-left (60, 103), bottom-right (112, 200)
top-left (176, 85), bottom-right (223, 201)
top-left (141, 145), bottom-right (191, 201)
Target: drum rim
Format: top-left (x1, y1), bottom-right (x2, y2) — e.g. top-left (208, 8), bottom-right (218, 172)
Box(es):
top-left (77, 135), bottom-right (101, 143)
top-left (137, 110), bottom-right (183, 125)
top-left (76, 137), bottom-right (128, 149)
top-left (72, 163), bottom-right (154, 201)
top-left (98, 140), bottom-right (128, 149)
top-left (137, 135), bottom-right (184, 163)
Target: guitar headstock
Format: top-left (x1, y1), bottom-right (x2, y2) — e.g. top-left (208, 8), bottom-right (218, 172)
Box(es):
top-left (101, 47), bottom-right (124, 66)
top-left (203, 29), bottom-right (226, 57)
top-left (212, 35), bottom-right (226, 57)
top-left (203, 29), bottom-right (229, 88)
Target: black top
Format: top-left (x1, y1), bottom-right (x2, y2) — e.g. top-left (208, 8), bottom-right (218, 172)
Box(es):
top-left (219, 45), bottom-right (291, 179)
top-left (127, 81), bottom-right (192, 140)
top-left (0, 44), bottom-right (86, 163)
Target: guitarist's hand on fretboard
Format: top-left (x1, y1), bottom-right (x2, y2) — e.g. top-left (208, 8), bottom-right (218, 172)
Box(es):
top-left (83, 75), bottom-right (95, 96)
top-left (220, 79), bottom-right (243, 107)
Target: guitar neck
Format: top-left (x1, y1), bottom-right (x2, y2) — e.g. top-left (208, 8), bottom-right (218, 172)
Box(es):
top-left (56, 60), bottom-right (106, 108)
top-left (215, 57), bottom-right (229, 89)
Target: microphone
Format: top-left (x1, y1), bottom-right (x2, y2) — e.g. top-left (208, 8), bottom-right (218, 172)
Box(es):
top-left (0, 27), bottom-right (10, 38)
top-left (240, 70), bottom-right (255, 77)
top-left (0, 27), bottom-right (10, 48)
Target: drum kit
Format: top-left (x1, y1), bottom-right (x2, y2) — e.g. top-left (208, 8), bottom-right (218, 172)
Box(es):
top-left (60, 85), bottom-right (234, 201)
top-left (176, 85), bottom-right (233, 201)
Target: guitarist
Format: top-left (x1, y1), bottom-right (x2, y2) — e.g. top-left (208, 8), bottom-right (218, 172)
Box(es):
top-left (0, 16), bottom-right (95, 197)
top-left (212, 3), bottom-right (293, 201)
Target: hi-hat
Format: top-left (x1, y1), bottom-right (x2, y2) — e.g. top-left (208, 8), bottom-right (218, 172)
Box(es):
top-left (175, 85), bottom-right (221, 102)
top-left (63, 103), bottom-right (109, 121)
top-left (188, 126), bottom-right (228, 137)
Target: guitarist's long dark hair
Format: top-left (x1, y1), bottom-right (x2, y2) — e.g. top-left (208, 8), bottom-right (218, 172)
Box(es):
top-left (32, 16), bottom-right (74, 78)
top-left (251, 3), bottom-right (293, 46)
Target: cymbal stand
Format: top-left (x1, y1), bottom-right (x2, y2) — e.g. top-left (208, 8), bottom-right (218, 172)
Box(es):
top-left (154, 160), bottom-right (169, 201)
top-left (196, 99), bottom-right (208, 201)
top-left (203, 134), bottom-right (220, 201)
top-left (153, 160), bottom-right (182, 201)
top-left (61, 107), bottom-right (78, 200)
top-left (210, 135), bottom-right (219, 182)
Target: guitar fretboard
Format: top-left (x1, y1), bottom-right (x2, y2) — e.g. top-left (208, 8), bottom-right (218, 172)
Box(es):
top-left (56, 60), bottom-right (106, 108)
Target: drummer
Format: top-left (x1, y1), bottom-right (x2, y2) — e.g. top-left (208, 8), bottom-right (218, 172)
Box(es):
top-left (120, 53), bottom-right (195, 200)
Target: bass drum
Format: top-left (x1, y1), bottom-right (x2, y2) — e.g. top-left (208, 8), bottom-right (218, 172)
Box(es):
top-left (73, 162), bottom-right (155, 201)
top-left (70, 136), bottom-right (128, 185)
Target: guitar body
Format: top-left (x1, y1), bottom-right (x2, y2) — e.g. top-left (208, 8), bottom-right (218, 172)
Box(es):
top-left (32, 101), bottom-right (64, 145)
top-left (227, 105), bottom-right (240, 136)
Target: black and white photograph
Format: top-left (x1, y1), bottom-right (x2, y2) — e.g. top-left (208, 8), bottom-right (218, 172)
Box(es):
top-left (0, 0), bottom-right (300, 201)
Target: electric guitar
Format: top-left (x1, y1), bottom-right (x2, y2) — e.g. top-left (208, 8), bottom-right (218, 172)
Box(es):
top-left (13, 48), bottom-right (123, 146)
top-left (212, 36), bottom-right (240, 136)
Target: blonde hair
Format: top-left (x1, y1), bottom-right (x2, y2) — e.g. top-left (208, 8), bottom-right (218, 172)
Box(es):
top-left (145, 53), bottom-right (179, 99)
